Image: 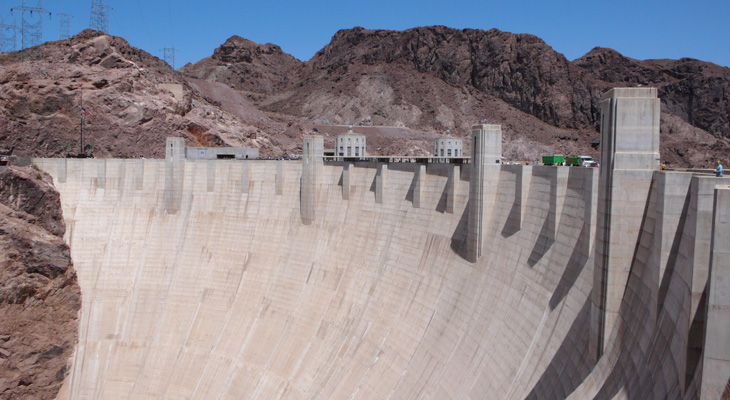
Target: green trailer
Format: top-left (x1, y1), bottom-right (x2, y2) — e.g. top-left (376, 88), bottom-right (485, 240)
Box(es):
top-left (565, 156), bottom-right (580, 166)
top-left (542, 155), bottom-right (564, 166)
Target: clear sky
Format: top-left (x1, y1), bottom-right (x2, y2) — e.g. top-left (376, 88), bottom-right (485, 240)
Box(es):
top-left (4, 0), bottom-right (729, 69)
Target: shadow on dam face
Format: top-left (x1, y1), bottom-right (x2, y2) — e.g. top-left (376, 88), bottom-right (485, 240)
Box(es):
top-left (32, 158), bottom-right (728, 400)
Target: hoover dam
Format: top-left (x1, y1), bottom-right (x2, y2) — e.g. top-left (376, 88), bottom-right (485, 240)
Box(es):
top-left (33, 88), bottom-right (729, 399)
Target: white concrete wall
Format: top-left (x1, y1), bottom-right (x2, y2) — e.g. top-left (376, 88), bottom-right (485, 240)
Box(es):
top-left (592, 87), bottom-right (661, 358)
top-left (31, 155), bottom-right (728, 400)
top-left (301, 136), bottom-right (323, 225)
top-left (701, 185), bottom-right (730, 399)
top-left (33, 158), bottom-right (603, 400)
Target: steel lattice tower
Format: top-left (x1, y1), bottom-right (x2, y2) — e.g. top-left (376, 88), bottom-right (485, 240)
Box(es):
top-left (0, 16), bottom-right (20, 52)
top-left (58, 13), bottom-right (72, 40)
top-left (11, 0), bottom-right (50, 59)
top-left (89, 0), bottom-right (111, 33)
top-left (160, 47), bottom-right (177, 73)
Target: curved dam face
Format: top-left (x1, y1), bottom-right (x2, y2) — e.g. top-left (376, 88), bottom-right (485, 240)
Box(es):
top-left (30, 89), bottom-right (730, 399)
top-left (34, 149), bottom-right (730, 399)
top-left (37, 157), bottom-right (602, 399)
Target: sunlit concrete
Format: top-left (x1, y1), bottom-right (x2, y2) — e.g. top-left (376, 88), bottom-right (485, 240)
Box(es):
top-left (34, 155), bottom-right (729, 399)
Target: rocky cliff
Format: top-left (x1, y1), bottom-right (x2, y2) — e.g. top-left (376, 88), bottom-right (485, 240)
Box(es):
top-left (2, 26), bottom-right (729, 166)
top-left (184, 25), bottom-right (730, 167)
top-left (0, 165), bottom-right (80, 399)
top-left (0, 30), bottom-right (289, 159)
top-left (180, 35), bottom-right (300, 95)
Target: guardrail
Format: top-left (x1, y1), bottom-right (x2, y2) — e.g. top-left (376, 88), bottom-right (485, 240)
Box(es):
top-left (663, 168), bottom-right (716, 175)
top-left (323, 156), bottom-right (471, 164)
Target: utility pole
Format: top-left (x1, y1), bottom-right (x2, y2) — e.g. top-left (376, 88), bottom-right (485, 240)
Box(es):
top-left (160, 47), bottom-right (177, 74)
top-left (11, 0), bottom-right (51, 60)
top-left (89, 0), bottom-right (112, 34)
top-left (0, 16), bottom-right (20, 52)
top-left (58, 13), bottom-right (72, 40)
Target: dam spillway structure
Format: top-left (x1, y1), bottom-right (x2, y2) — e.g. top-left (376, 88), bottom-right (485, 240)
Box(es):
top-left (34, 88), bottom-right (729, 399)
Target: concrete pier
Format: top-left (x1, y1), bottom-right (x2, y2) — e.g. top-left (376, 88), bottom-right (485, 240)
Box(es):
top-left (241, 162), bottom-right (249, 193)
top-left (467, 123), bottom-right (501, 262)
top-left (687, 177), bottom-right (726, 320)
top-left (446, 165), bottom-right (459, 214)
top-left (206, 161), bottom-right (216, 192)
top-left (413, 164), bottom-right (425, 208)
top-left (134, 159), bottom-right (144, 190)
top-left (95, 159), bottom-right (106, 189)
top-left (163, 137), bottom-right (185, 213)
top-left (700, 185), bottom-right (730, 399)
top-left (301, 135), bottom-right (324, 225)
top-left (375, 163), bottom-right (387, 203)
top-left (591, 88), bottom-right (661, 357)
top-left (342, 162), bottom-right (351, 200)
top-left (57, 158), bottom-right (67, 183)
top-left (652, 173), bottom-right (693, 315)
top-left (276, 160), bottom-right (284, 195)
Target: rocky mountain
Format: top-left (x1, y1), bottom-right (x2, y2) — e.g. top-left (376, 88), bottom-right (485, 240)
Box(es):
top-left (0, 30), bottom-right (291, 159)
top-left (0, 165), bottom-right (81, 399)
top-left (1, 26), bottom-right (729, 166)
top-left (180, 35), bottom-right (300, 96)
top-left (184, 25), bottom-right (730, 167)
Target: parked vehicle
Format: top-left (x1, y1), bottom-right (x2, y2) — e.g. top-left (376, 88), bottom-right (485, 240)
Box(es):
top-left (565, 155), bottom-right (594, 167)
top-left (542, 155), bottom-right (564, 166)
top-left (579, 156), bottom-right (595, 167)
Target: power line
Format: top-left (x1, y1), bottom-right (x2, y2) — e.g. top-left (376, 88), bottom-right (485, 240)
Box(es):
top-left (160, 47), bottom-right (177, 73)
top-left (133, 0), bottom-right (153, 44)
top-left (89, 0), bottom-right (112, 34)
top-left (11, 0), bottom-right (51, 60)
top-left (58, 13), bottom-right (72, 40)
top-left (167, 0), bottom-right (173, 45)
top-left (0, 16), bottom-right (20, 52)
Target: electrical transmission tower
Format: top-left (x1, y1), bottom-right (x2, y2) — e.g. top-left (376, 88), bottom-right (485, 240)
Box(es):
top-left (0, 16), bottom-right (20, 52)
top-left (89, 0), bottom-right (111, 33)
top-left (11, 0), bottom-right (51, 59)
top-left (160, 47), bottom-right (178, 73)
top-left (58, 13), bottom-right (72, 40)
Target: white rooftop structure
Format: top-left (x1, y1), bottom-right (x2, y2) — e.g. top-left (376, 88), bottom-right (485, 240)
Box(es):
top-left (335, 126), bottom-right (366, 157)
top-left (433, 130), bottom-right (463, 157)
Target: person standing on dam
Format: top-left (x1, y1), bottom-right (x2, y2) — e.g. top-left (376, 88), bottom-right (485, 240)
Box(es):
top-left (716, 160), bottom-right (723, 177)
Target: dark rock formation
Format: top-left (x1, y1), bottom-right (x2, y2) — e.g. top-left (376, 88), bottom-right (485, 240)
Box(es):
top-left (0, 30), bottom-right (281, 159)
top-left (0, 166), bottom-right (80, 399)
top-left (1, 26), bottom-right (729, 166)
top-left (180, 35), bottom-right (300, 94)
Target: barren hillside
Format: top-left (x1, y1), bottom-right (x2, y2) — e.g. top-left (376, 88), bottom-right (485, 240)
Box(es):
top-left (184, 26), bottom-right (730, 167)
top-left (1, 26), bottom-right (729, 166)
top-left (0, 30), bottom-right (290, 159)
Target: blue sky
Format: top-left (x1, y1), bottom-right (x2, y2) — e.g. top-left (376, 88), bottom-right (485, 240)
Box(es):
top-left (3, 0), bottom-right (729, 69)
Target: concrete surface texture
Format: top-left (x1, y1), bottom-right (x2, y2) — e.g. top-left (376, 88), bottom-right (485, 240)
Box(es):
top-left (592, 88), bottom-right (660, 357)
top-left (185, 146), bottom-right (259, 160)
top-left (31, 88), bottom-right (729, 400)
top-left (158, 84), bottom-right (184, 102)
top-left (34, 154), bottom-right (729, 399)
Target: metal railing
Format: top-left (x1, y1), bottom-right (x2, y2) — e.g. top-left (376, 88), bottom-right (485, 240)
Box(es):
top-left (323, 156), bottom-right (471, 164)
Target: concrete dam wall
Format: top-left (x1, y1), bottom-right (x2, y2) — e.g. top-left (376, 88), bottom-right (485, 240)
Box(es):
top-left (32, 89), bottom-right (729, 399)
top-left (34, 156), bottom-right (729, 399)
